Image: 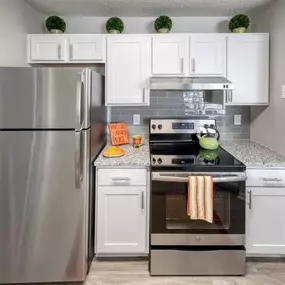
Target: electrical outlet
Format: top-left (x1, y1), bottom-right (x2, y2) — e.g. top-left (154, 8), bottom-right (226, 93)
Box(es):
top-left (133, 114), bottom-right (140, 125)
top-left (234, 114), bottom-right (242, 126)
top-left (282, 85), bottom-right (285, 99)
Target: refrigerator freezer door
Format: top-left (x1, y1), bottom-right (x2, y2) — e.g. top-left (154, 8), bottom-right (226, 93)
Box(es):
top-left (0, 67), bottom-right (89, 130)
top-left (0, 129), bottom-right (90, 283)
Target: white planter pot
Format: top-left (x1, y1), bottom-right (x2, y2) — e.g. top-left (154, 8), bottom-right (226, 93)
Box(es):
top-left (50, 29), bottom-right (63, 34)
top-left (233, 27), bottom-right (246, 33)
top-left (109, 30), bottom-right (121, 34)
top-left (158, 28), bottom-right (170, 33)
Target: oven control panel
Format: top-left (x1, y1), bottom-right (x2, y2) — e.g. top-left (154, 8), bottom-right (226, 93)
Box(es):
top-left (172, 122), bottom-right (195, 130)
top-left (150, 119), bottom-right (216, 134)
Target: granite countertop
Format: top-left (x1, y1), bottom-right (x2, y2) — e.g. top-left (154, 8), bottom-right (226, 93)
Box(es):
top-left (221, 141), bottom-right (285, 168)
top-left (94, 140), bottom-right (150, 167)
top-left (94, 139), bottom-right (285, 168)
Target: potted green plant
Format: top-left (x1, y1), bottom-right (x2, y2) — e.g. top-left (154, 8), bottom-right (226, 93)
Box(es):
top-left (154, 16), bottom-right (172, 33)
top-left (229, 14), bottom-right (250, 33)
top-left (106, 17), bottom-right (124, 34)
top-left (45, 16), bottom-right (66, 34)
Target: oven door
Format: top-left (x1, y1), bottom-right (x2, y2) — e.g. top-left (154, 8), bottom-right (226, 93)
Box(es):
top-left (151, 172), bottom-right (246, 246)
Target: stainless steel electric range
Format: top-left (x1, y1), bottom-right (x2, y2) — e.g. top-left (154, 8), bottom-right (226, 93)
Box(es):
top-left (149, 118), bottom-right (247, 276)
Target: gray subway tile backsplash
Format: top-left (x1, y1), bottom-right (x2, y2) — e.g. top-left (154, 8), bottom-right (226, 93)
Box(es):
top-left (110, 91), bottom-right (250, 140)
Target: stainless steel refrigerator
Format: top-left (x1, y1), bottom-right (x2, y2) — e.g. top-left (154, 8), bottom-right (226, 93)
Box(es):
top-left (0, 67), bottom-right (106, 283)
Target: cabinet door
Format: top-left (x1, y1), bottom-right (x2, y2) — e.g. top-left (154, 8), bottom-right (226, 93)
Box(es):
top-left (189, 35), bottom-right (226, 76)
top-left (96, 186), bottom-right (147, 254)
top-left (69, 35), bottom-right (105, 62)
top-left (246, 187), bottom-right (285, 255)
top-left (106, 35), bottom-right (150, 106)
top-left (29, 35), bottom-right (67, 62)
top-left (152, 35), bottom-right (186, 75)
top-left (227, 34), bottom-right (269, 105)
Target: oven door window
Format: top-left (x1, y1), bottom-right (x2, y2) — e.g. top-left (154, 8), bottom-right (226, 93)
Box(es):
top-left (151, 178), bottom-right (245, 235)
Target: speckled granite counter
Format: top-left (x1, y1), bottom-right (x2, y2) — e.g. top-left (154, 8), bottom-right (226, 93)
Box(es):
top-left (94, 140), bottom-right (150, 167)
top-left (221, 141), bottom-right (285, 168)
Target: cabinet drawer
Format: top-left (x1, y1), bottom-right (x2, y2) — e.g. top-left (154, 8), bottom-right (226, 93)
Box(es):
top-left (98, 169), bottom-right (147, 186)
top-left (247, 169), bottom-right (285, 187)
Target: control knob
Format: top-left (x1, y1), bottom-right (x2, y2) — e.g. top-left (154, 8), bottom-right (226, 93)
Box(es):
top-left (158, 124), bottom-right (163, 130)
top-left (157, 158), bottom-right (162, 164)
top-left (152, 124), bottom-right (156, 130)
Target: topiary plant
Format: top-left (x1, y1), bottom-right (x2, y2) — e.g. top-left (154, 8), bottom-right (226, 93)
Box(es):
top-left (229, 14), bottom-right (250, 33)
top-left (154, 16), bottom-right (172, 33)
top-left (45, 16), bottom-right (66, 33)
top-left (106, 17), bottom-right (124, 34)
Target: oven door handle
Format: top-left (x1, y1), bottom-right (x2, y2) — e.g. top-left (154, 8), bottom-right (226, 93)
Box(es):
top-left (152, 173), bottom-right (247, 183)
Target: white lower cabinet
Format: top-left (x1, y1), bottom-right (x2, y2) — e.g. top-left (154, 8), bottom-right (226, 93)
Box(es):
top-left (246, 169), bottom-right (285, 256)
top-left (96, 168), bottom-right (148, 255)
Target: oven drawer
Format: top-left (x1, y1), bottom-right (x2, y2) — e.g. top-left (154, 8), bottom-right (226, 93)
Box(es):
top-left (247, 169), bottom-right (285, 187)
top-left (150, 248), bottom-right (246, 276)
top-left (151, 234), bottom-right (245, 246)
top-left (98, 169), bottom-right (147, 186)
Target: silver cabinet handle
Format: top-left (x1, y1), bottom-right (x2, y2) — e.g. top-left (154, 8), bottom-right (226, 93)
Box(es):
top-left (70, 44), bottom-right (73, 60)
top-left (58, 44), bottom-right (62, 60)
top-left (248, 190), bottom-right (252, 210)
top-left (143, 88), bottom-right (149, 104)
top-left (75, 131), bottom-right (82, 189)
top-left (111, 177), bottom-right (131, 182)
top-left (229, 90), bottom-right (233, 103)
top-left (226, 90), bottom-right (233, 103)
top-left (262, 178), bottom-right (283, 182)
top-left (180, 58), bottom-right (184, 74)
top-left (141, 190), bottom-right (144, 210)
top-left (191, 58), bottom-right (196, 73)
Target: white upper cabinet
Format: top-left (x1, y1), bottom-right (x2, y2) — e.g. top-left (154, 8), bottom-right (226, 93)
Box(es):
top-left (28, 34), bottom-right (106, 63)
top-left (106, 35), bottom-right (150, 106)
top-left (29, 35), bottom-right (67, 62)
top-left (246, 187), bottom-right (285, 255)
top-left (189, 35), bottom-right (226, 76)
top-left (152, 35), bottom-right (186, 75)
top-left (227, 34), bottom-right (269, 105)
top-left (69, 35), bottom-right (105, 62)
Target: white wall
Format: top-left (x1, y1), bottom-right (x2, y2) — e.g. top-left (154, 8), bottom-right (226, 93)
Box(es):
top-left (0, 0), bottom-right (44, 67)
top-left (250, 0), bottom-right (285, 155)
top-left (65, 16), bottom-right (231, 34)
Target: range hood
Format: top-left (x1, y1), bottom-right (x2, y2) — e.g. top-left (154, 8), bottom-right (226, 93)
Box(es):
top-left (150, 77), bottom-right (234, 91)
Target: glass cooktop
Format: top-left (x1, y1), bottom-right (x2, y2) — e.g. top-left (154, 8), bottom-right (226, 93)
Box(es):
top-left (150, 142), bottom-right (245, 171)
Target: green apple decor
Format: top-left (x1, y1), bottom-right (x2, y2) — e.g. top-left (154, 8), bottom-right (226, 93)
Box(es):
top-left (154, 16), bottom-right (172, 33)
top-left (45, 16), bottom-right (66, 34)
top-left (106, 17), bottom-right (124, 34)
top-left (229, 14), bottom-right (251, 33)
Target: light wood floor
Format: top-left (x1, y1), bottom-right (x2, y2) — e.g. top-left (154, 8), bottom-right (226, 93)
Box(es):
top-left (85, 259), bottom-right (285, 285)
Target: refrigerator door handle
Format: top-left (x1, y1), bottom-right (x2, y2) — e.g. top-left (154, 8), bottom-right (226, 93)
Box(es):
top-left (75, 131), bottom-right (82, 189)
top-left (76, 73), bottom-right (83, 131)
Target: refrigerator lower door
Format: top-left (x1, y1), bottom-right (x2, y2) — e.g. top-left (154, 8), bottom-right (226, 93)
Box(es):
top-left (0, 67), bottom-right (90, 130)
top-left (0, 129), bottom-right (90, 283)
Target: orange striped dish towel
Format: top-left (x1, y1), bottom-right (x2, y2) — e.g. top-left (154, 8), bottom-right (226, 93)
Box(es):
top-left (187, 176), bottom-right (213, 223)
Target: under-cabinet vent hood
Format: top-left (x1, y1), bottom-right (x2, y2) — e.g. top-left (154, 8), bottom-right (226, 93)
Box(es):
top-left (150, 77), bottom-right (234, 91)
